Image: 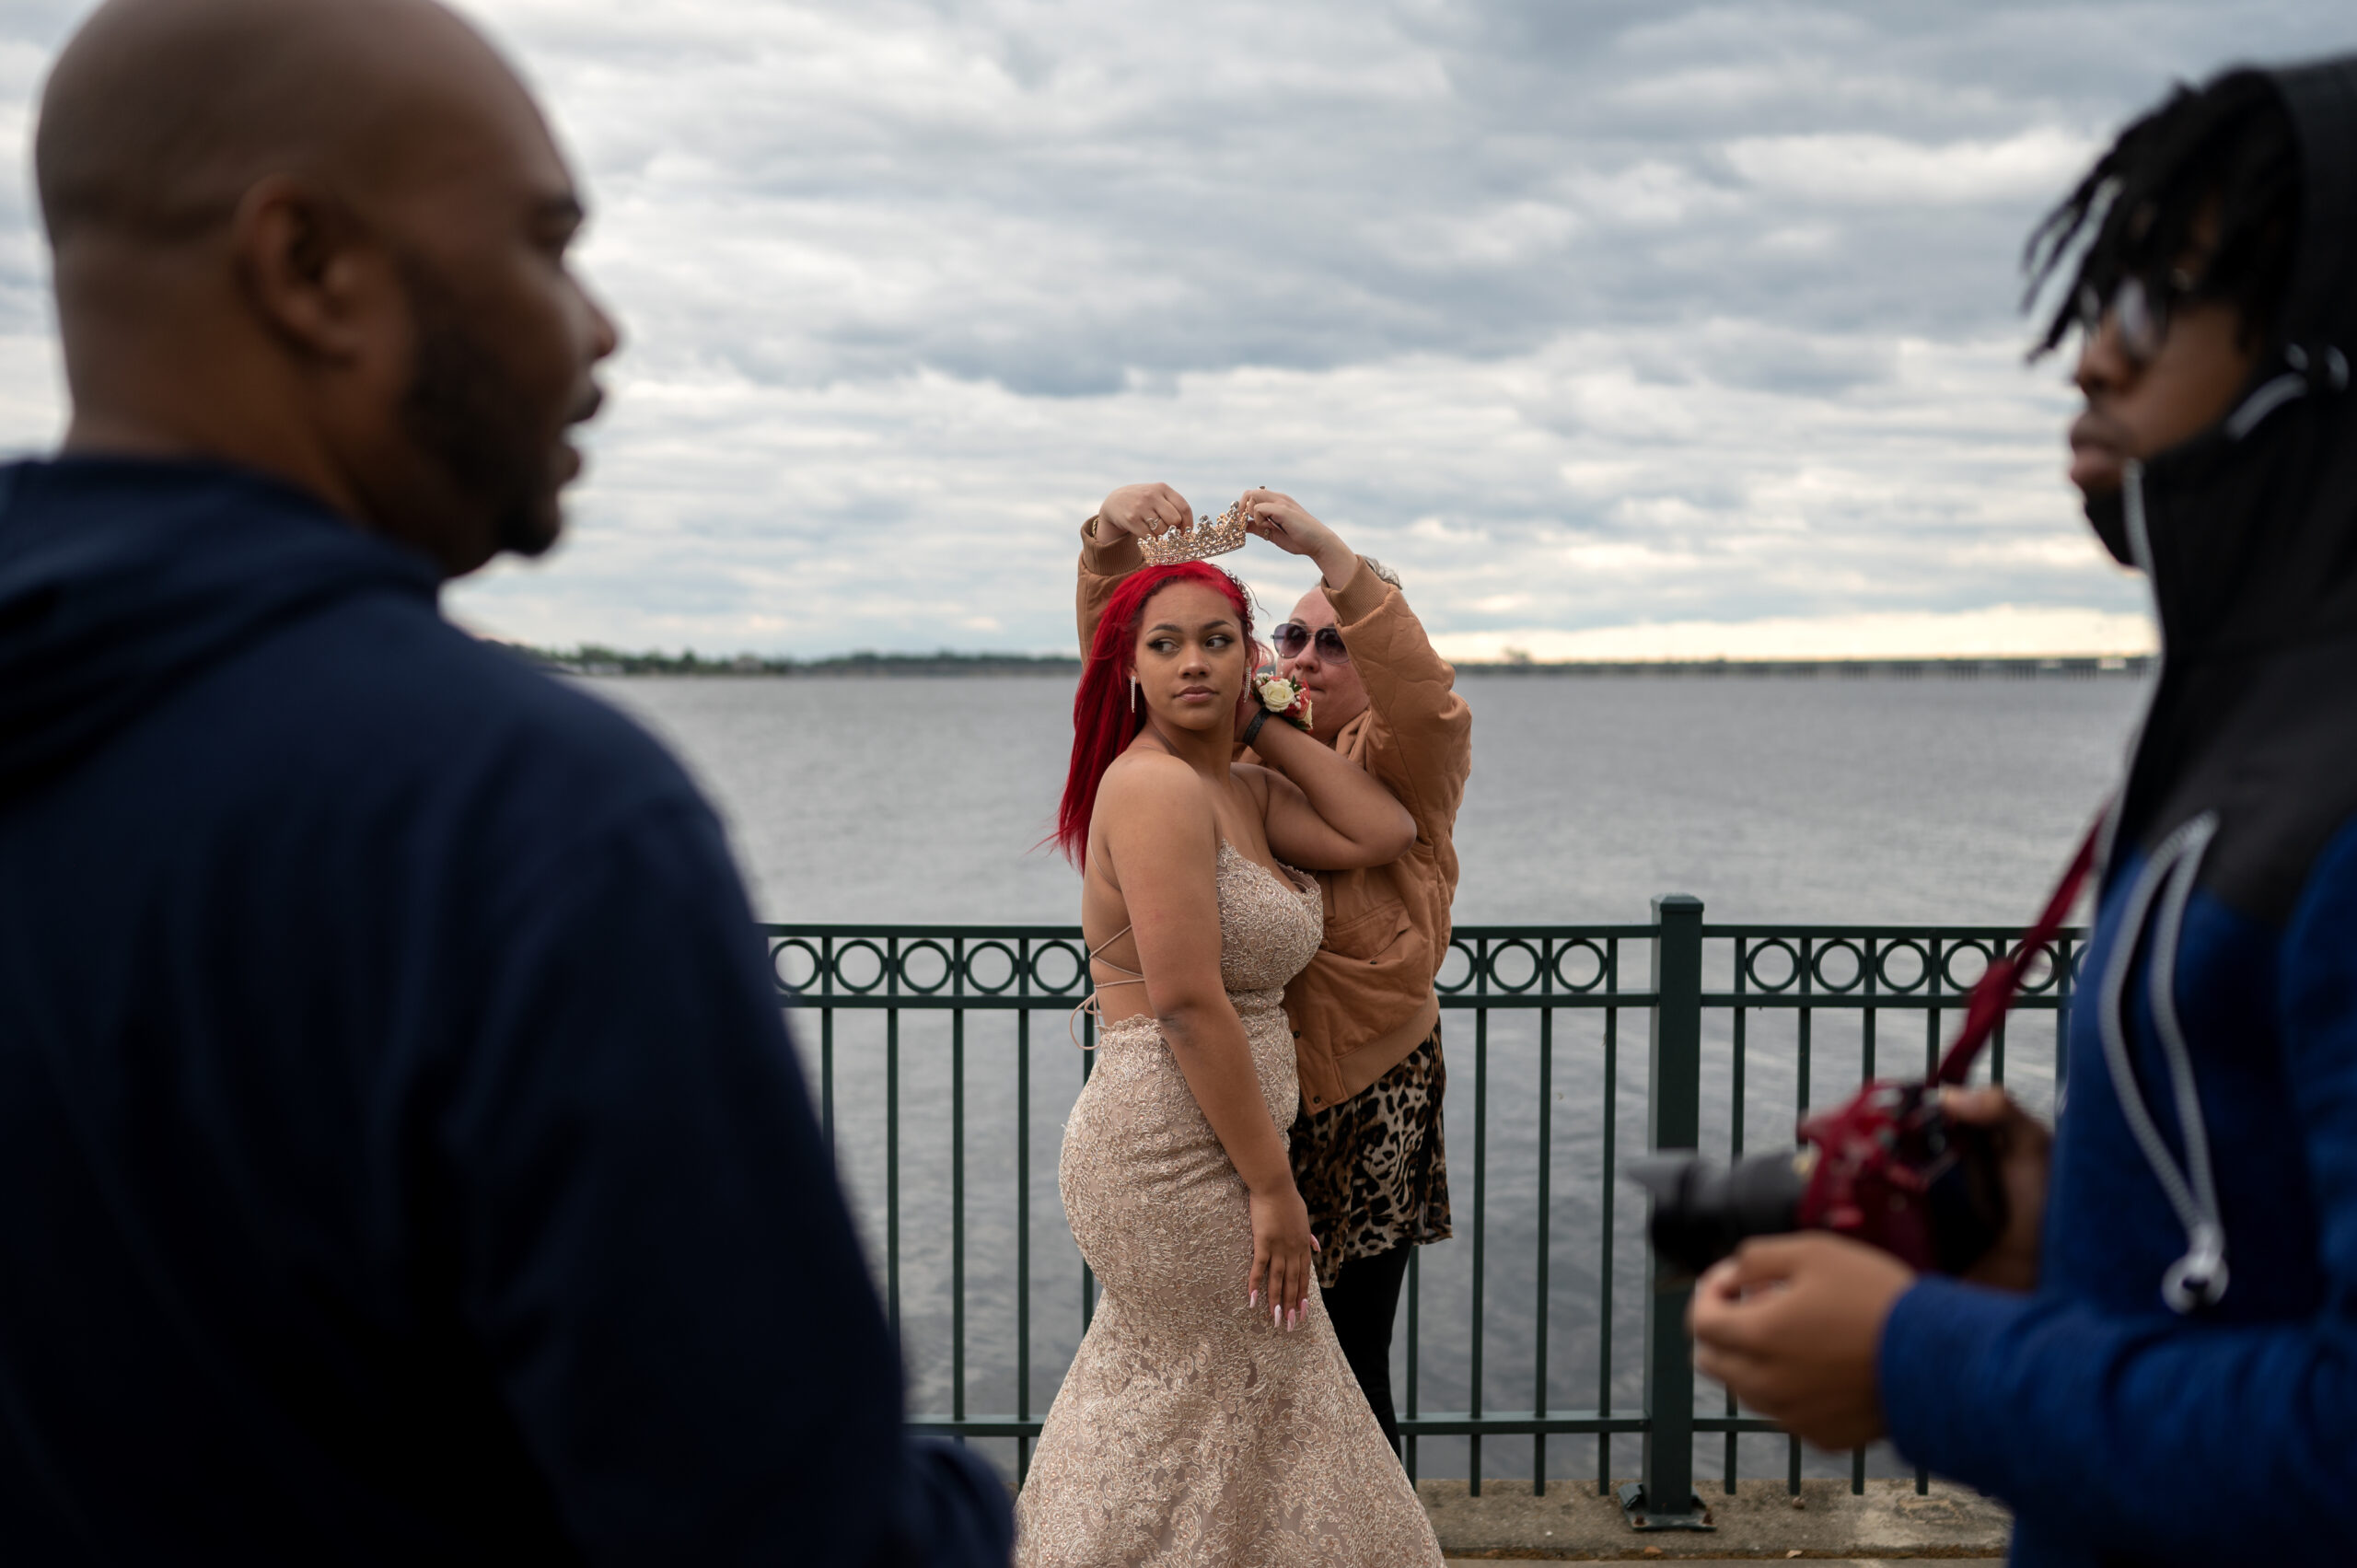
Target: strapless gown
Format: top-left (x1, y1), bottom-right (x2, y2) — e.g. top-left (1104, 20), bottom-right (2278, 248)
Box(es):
top-left (1016, 843), bottom-right (1445, 1566)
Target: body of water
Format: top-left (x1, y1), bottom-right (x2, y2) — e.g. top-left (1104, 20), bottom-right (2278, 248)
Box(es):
top-left (582, 671), bottom-right (2148, 1487)
top-left (590, 671), bottom-right (2147, 928)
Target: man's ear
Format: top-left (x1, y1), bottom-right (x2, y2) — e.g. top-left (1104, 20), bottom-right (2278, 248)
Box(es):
top-left (230, 175), bottom-right (393, 364)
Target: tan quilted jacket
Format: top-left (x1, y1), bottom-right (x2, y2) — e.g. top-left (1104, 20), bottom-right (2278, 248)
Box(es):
top-left (1075, 520), bottom-right (1472, 1111)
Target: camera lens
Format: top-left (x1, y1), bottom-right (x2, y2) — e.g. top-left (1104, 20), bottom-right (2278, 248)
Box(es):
top-left (1626, 1152), bottom-right (1810, 1275)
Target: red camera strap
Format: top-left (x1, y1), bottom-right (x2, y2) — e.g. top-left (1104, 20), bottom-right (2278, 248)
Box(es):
top-left (1933, 818), bottom-right (2104, 1086)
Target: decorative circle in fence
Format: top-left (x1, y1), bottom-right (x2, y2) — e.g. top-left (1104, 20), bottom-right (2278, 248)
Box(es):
top-left (1552, 937), bottom-right (1608, 993)
top-left (1875, 937), bottom-right (1931, 993)
top-left (771, 936), bottom-right (822, 993)
top-left (832, 937), bottom-right (889, 994)
top-left (898, 938), bottom-right (954, 995)
top-left (1810, 937), bottom-right (1866, 993)
top-left (1742, 936), bottom-right (1802, 993)
top-left (2012, 937), bottom-right (2085, 994)
top-left (1436, 939), bottom-right (1477, 994)
top-left (1486, 937), bottom-right (1543, 993)
top-left (1026, 940), bottom-right (1087, 996)
top-left (961, 939), bottom-right (1020, 994)
top-left (1939, 939), bottom-right (1995, 994)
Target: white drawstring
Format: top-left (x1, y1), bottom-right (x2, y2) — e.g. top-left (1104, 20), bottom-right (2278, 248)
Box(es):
top-left (2082, 335), bottom-right (2351, 1307)
top-left (2096, 809), bottom-right (2230, 1313)
top-left (2223, 372), bottom-right (2311, 441)
top-left (2222, 341), bottom-right (2350, 441)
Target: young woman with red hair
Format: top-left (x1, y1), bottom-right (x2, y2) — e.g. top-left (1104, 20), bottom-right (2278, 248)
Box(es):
top-left (1017, 561), bottom-right (1443, 1565)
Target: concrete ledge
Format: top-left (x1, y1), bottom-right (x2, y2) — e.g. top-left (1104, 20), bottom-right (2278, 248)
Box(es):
top-left (1421, 1477), bottom-right (2009, 1560)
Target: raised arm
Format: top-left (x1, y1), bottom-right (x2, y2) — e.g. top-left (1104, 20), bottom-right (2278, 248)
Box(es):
top-left (1243, 718), bottom-right (1414, 870)
top-left (1239, 489), bottom-right (1471, 829)
top-left (1097, 755), bottom-right (1318, 1325)
top-left (1074, 482), bottom-right (1186, 654)
top-left (1319, 562), bottom-right (1472, 819)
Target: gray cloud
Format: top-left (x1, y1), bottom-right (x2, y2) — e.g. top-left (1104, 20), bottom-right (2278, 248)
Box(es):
top-left (4, 0), bottom-right (2353, 655)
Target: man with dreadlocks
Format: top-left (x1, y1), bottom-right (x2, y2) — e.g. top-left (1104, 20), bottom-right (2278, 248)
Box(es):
top-left (1689, 60), bottom-right (2357, 1564)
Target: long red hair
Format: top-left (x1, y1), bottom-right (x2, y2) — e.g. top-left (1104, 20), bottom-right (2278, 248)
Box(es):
top-left (1055, 563), bottom-right (1255, 867)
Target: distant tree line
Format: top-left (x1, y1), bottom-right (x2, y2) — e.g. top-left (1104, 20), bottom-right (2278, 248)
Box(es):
top-left (491, 642), bottom-right (2153, 681)
top-left (494, 643), bottom-right (1083, 678)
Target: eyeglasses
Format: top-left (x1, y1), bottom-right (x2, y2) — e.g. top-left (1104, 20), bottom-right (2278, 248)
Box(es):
top-left (1272, 622), bottom-right (1348, 663)
top-left (2076, 268), bottom-right (2198, 369)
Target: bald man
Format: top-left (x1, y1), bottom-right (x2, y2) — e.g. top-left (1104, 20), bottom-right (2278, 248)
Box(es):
top-left (0, 2), bottom-right (1011, 1563)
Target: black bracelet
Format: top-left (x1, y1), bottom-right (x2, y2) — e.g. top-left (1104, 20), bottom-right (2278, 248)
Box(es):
top-left (1239, 706), bottom-right (1272, 749)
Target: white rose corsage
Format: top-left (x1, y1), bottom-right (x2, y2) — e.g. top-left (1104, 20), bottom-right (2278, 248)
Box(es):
top-left (1257, 674), bottom-right (1314, 732)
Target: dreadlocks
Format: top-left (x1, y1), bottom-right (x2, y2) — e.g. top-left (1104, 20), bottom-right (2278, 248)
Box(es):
top-left (2024, 68), bottom-right (2300, 360)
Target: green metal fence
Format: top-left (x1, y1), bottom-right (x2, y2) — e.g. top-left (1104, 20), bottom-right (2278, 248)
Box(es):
top-left (763, 900), bottom-right (2080, 1510)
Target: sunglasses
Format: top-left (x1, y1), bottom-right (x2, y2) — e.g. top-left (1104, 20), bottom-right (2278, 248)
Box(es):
top-left (2076, 268), bottom-right (2199, 369)
top-left (1271, 622), bottom-right (1349, 663)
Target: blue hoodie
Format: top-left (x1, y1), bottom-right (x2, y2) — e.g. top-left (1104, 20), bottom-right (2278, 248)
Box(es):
top-left (1878, 59), bottom-right (2357, 1566)
top-left (0, 456), bottom-right (1013, 1565)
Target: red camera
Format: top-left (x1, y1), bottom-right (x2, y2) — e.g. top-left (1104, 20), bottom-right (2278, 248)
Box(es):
top-left (1631, 1081), bottom-right (2007, 1276)
top-left (1631, 822), bottom-right (2096, 1278)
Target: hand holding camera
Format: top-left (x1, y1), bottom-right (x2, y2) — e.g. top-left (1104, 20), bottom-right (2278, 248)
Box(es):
top-left (1668, 1082), bottom-right (2054, 1449)
top-left (1690, 1234), bottom-right (1913, 1451)
top-left (1640, 824), bottom-right (2086, 1284)
top-left (1664, 827), bottom-right (2087, 1451)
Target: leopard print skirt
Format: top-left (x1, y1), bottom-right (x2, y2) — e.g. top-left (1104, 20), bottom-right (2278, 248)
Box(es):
top-left (1290, 1025), bottom-right (1453, 1288)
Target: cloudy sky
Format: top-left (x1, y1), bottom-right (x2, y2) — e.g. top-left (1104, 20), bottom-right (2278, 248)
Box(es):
top-left (5, 1), bottom-right (2354, 660)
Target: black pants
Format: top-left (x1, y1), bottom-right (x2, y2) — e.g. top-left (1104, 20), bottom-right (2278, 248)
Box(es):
top-left (1322, 1242), bottom-right (1413, 1455)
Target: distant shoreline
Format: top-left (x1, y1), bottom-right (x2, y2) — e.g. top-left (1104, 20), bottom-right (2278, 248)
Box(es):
top-left (1444, 654), bottom-right (2153, 679)
top-left (501, 642), bottom-right (2153, 681)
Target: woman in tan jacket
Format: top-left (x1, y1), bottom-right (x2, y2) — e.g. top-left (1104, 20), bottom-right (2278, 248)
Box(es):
top-left (1077, 482), bottom-right (1473, 1453)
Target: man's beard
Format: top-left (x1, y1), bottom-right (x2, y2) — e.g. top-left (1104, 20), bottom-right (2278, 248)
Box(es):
top-left (396, 256), bottom-right (563, 559)
top-left (2083, 484), bottom-right (2135, 567)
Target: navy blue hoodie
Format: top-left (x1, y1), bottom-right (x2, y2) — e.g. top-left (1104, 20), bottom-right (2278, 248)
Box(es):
top-left (1879, 60), bottom-right (2357, 1565)
top-left (0, 456), bottom-right (1012, 1565)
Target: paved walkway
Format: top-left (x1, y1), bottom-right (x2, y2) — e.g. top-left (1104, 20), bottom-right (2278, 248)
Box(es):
top-left (1419, 1477), bottom-right (2009, 1559)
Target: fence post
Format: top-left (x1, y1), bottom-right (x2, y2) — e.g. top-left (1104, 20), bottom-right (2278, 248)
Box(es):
top-left (1623, 893), bottom-right (1713, 1531)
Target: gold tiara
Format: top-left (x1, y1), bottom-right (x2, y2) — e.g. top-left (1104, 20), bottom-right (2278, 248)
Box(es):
top-left (1136, 502), bottom-right (1249, 566)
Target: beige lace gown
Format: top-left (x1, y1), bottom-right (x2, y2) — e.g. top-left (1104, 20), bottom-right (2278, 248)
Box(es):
top-left (1016, 843), bottom-right (1446, 1566)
